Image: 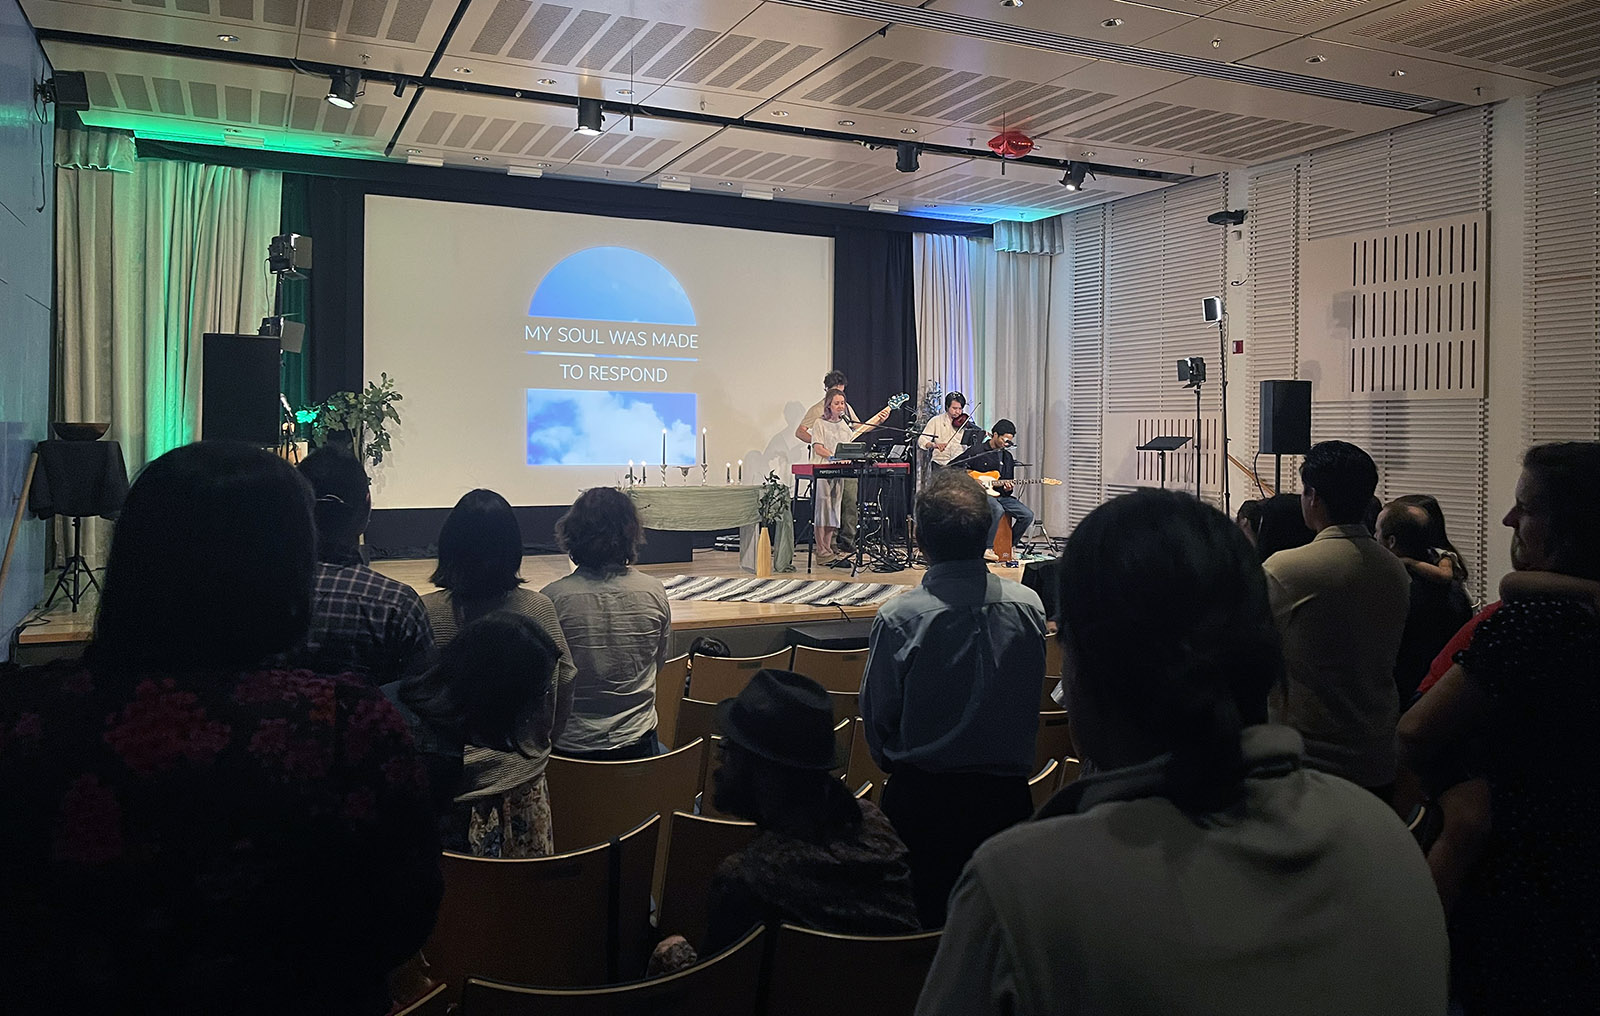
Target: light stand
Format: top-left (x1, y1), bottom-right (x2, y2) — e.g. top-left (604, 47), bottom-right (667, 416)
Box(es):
top-left (1177, 356), bottom-right (1206, 499)
top-left (261, 232), bottom-right (312, 459)
top-left (1205, 298), bottom-right (1233, 516)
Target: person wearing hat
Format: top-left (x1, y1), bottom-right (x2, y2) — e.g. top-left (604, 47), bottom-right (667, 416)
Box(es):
top-left (654, 669), bottom-right (919, 970)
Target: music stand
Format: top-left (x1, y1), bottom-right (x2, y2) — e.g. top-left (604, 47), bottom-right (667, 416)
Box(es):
top-left (1137, 436), bottom-right (1192, 490)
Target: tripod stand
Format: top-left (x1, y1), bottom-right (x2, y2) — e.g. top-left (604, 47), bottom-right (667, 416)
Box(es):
top-left (43, 515), bottom-right (101, 612)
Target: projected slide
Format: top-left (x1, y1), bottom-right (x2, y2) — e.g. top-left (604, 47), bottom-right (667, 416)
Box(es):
top-left (527, 389), bottom-right (698, 466)
top-left (364, 197), bottom-right (833, 508)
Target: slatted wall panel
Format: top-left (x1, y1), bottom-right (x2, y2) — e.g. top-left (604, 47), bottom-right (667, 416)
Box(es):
top-left (1064, 207), bottom-right (1105, 529)
top-left (1303, 107), bottom-right (1492, 604)
top-left (1525, 81), bottom-right (1600, 443)
top-left (1247, 164), bottom-right (1302, 493)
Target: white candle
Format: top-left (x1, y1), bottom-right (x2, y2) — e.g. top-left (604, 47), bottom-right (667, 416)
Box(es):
top-left (726, 462), bottom-right (731, 484)
top-left (701, 427), bottom-right (707, 466)
top-left (661, 429), bottom-right (667, 467)
top-left (738, 459), bottom-right (743, 483)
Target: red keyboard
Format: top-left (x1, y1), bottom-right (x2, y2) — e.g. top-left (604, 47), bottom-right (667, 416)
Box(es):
top-left (792, 462), bottom-right (911, 477)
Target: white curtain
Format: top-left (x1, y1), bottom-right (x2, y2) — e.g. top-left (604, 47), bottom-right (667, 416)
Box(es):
top-left (55, 127), bottom-right (282, 564)
top-left (994, 216), bottom-right (1066, 255)
top-left (913, 233), bottom-right (976, 402)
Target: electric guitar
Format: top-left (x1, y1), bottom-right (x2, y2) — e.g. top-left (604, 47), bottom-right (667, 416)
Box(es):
top-left (968, 470), bottom-right (1063, 497)
top-left (850, 393), bottom-right (910, 438)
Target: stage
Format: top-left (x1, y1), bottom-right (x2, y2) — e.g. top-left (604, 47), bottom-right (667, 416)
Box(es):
top-left (11, 550), bottom-right (1037, 666)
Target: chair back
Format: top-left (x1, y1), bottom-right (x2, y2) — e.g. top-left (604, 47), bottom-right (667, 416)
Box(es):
top-left (393, 982), bottom-right (451, 1016)
top-left (458, 926), bottom-right (765, 1016)
top-left (614, 815), bottom-right (663, 981)
top-left (853, 781), bottom-right (873, 800)
top-left (1039, 676), bottom-right (1061, 711)
top-left (657, 811), bottom-right (759, 950)
top-left (656, 654), bottom-right (690, 749)
top-left (687, 648), bottom-right (794, 701)
top-left (1045, 634), bottom-right (1063, 678)
top-left (1028, 759), bottom-right (1059, 810)
top-left (832, 717), bottom-right (853, 777)
top-left (547, 740), bottom-right (706, 898)
top-left (762, 925), bottom-right (943, 1016)
top-left (1056, 756), bottom-right (1082, 789)
top-left (825, 691), bottom-right (858, 725)
top-left (1034, 710), bottom-right (1075, 774)
top-left (675, 697), bottom-right (719, 749)
top-left (423, 841), bottom-right (612, 995)
top-left (790, 645), bottom-right (870, 693)
top-left (845, 723), bottom-right (887, 804)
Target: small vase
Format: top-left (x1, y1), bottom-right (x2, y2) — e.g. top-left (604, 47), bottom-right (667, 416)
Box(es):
top-left (756, 526), bottom-right (773, 577)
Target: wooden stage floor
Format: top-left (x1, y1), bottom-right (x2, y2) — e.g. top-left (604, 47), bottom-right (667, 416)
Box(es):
top-left (16, 550), bottom-right (1030, 655)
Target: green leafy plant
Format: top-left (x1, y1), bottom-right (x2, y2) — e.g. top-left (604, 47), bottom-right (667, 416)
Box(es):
top-left (308, 373), bottom-right (404, 467)
top-left (758, 469), bottom-right (790, 527)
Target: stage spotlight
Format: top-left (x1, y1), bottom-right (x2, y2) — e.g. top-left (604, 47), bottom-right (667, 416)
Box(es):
top-left (575, 97), bottom-right (604, 135)
top-left (1061, 162), bottom-right (1088, 190)
top-left (326, 68), bottom-right (361, 109)
top-left (896, 141), bottom-right (920, 173)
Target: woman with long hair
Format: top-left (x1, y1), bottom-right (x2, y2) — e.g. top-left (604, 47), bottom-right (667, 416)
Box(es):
top-left (918, 488), bottom-right (1447, 1015)
top-left (808, 387), bottom-right (854, 560)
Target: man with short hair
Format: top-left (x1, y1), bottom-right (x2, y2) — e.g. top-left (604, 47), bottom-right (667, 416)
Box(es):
top-left (916, 392), bottom-right (971, 468)
top-left (288, 447), bottom-right (433, 683)
top-left (952, 419), bottom-right (1034, 561)
top-left (861, 470), bottom-right (1045, 927)
top-left (1376, 501), bottom-right (1473, 702)
top-left (1264, 440), bottom-right (1409, 795)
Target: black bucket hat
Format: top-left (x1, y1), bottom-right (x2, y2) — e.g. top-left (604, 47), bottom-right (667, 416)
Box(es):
top-left (714, 668), bottom-right (840, 771)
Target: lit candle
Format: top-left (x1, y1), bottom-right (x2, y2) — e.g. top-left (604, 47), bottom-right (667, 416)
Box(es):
top-left (726, 462), bottom-right (731, 484)
top-left (701, 427), bottom-right (707, 466)
top-left (738, 459), bottom-right (743, 483)
top-left (661, 429), bottom-right (667, 467)
top-left (627, 459), bottom-right (633, 483)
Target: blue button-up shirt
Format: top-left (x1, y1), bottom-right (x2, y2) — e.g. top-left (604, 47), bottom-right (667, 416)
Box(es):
top-left (861, 560), bottom-right (1046, 778)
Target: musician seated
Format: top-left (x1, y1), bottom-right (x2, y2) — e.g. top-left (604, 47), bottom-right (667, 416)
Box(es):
top-left (955, 420), bottom-right (1033, 563)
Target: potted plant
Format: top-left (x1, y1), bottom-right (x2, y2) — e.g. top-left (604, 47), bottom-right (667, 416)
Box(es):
top-left (308, 373), bottom-right (404, 468)
top-left (755, 470), bottom-right (790, 576)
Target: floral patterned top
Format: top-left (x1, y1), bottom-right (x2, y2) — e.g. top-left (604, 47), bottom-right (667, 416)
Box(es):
top-left (0, 663), bottom-right (443, 1015)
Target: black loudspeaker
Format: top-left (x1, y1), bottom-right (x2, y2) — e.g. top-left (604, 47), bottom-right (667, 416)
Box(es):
top-left (1259, 380), bottom-right (1312, 455)
top-left (202, 333), bottom-right (282, 444)
top-left (1202, 296), bottom-right (1223, 322)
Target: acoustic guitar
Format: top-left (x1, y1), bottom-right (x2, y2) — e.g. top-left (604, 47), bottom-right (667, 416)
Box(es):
top-left (968, 471), bottom-right (1063, 497)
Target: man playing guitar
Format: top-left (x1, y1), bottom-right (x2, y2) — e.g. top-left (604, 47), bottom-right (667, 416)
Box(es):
top-left (952, 419), bottom-right (1034, 562)
top-left (796, 370), bottom-right (891, 555)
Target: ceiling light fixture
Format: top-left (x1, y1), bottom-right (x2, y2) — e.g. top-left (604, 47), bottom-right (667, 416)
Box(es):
top-left (405, 148), bottom-right (421, 154)
top-left (1390, 69), bottom-right (1406, 77)
top-left (659, 177), bottom-right (691, 192)
top-left (899, 127), bottom-right (918, 135)
top-left (471, 155), bottom-right (489, 162)
top-left (1061, 162), bottom-right (1088, 190)
top-left (836, 119), bottom-right (855, 126)
top-left (326, 68), bottom-right (361, 109)
top-left (507, 165), bottom-right (544, 178)
top-left (869, 198), bottom-right (899, 213)
top-left (453, 67), bottom-right (472, 74)
top-left (896, 141), bottom-right (920, 173)
top-left (617, 88), bottom-right (634, 95)
top-left (1000, 0), bottom-right (1023, 6)
top-left (1306, 54), bottom-right (1327, 64)
top-left (1079, 150), bottom-right (1095, 157)
top-left (771, 109), bottom-right (789, 117)
top-left (217, 34), bottom-right (240, 43)
top-left (1101, 18), bottom-right (1123, 27)
top-left (405, 154), bottom-right (444, 167)
top-left (574, 97), bottom-right (604, 135)
top-left (537, 78), bottom-right (557, 86)
top-left (741, 185), bottom-right (775, 200)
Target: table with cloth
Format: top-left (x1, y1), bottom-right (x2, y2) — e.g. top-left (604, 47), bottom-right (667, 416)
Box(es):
top-left (624, 486), bottom-right (794, 573)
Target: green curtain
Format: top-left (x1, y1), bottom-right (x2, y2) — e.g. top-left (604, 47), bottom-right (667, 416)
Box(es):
top-left (55, 126), bottom-right (283, 564)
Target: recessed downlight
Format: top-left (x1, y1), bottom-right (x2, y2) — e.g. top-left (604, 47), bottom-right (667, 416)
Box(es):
top-left (771, 109), bottom-right (789, 117)
top-left (1390, 69), bottom-right (1407, 77)
top-left (406, 148), bottom-right (421, 154)
top-left (1101, 18), bottom-right (1123, 27)
top-left (537, 78), bottom-right (557, 86)
top-left (472, 155), bottom-right (489, 162)
top-left (837, 119), bottom-right (856, 126)
top-left (1306, 54), bottom-right (1327, 64)
top-left (453, 66), bottom-right (472, 74)
top-left (617, 88), bottom-right (634, 95)
top-left (1079, 150), bottom-right (1095, 157)
top-left (217, 33), bottom-right (240, 43)
top-left (900, 127), bottom-right (918, 135)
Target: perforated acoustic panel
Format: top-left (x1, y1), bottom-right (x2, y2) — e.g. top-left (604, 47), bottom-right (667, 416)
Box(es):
top-left (1302, 215), bottom-right (1487, 401)
top-left (1066, 100), bottom-right (1354, 164)
top-left (1349, 0), bottom-right (1600, 81)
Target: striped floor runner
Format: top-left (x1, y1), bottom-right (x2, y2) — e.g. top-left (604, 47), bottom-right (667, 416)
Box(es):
top-left (662, 574), bottom-right (905, 606)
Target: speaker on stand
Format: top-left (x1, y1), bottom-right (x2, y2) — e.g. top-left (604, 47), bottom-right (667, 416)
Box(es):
top-left (1259, 380), bottom-right (1312, 492)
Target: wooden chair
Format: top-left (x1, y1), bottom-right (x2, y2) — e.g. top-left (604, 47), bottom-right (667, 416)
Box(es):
top-left (547, 740), bottom-right (705, 898)
top-left (853, 781), bottom-right (873, 800)
top-left (675, 697), bottom-right (719, 749)
top-left (1045, 635), bottom-right (1063, 678)
top-left (458, 926), bottom-right (766, 1016)
top-left (656, 654), bottom-right (690, 749)
top-left (1056, 756), bottom-right (1082, 789)
top-left (657, 811), bottom-right (759, 951)
top-left (762, 925), bottom-right (943, 1016)
top-left (393, 982), bottom-right (451, 1016)
top-left (422, 841), bottom-right (613, 995)
top-left (1034, 710), bottom-right (1075, 774)
top-left (1028, 759), bottom-right (1060, 810)
top-left (615, 815), bottom-right (663, 980)
top-left (826, 691), bottom-right (859, 725)
top-left (1038, 676), bottom-right (1061, 711)
top-left (832, 717), bottom-right (853, 777)
top-left (845, 722), bottom-right (887, 804)
top-left (790, 644), bottom-right (869, 693)
top-left (687, 648), bottom-right (794, 701)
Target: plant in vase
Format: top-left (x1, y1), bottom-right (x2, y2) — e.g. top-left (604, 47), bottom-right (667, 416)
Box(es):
top-left (307, 373), bottom-right (404, 468)
top-left (755, 470), bottom-right (790, 576)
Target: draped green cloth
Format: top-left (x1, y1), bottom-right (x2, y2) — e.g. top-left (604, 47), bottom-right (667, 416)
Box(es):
top-left (624, 485), bottom-right (794, 572)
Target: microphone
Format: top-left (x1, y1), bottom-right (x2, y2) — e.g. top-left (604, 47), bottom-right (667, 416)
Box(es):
top-left (280, 393), bottom-right (295, 416)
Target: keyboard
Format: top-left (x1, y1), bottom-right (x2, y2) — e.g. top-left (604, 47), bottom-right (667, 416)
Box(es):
top-left (792, 462), bottom-right (911, 477)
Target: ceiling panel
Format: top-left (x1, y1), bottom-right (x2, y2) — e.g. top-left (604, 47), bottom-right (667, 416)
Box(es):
top-left (21, 0), bottom-right (299, 59)
top-left (1133, 15), bottom-right (1296, 64)
top-left (294, 0), bottom-right (463, 76)
top-left (871, 157), bottom-right (1174, 222)
top-left (1204, 0), bottom-right (1405, 34)
top-left (1324, 0), bottom-right (1599, 84)
top-left (395, 86), bottom-right (721, 179)
top-left (651, 126), bottom-right (970, 204)
top-left (42, 41), bottom-right (403, 156)
top-left (929, 0), bottom-right (1195, 47)
top-left (1241, 38), bottom-right (1553, 106)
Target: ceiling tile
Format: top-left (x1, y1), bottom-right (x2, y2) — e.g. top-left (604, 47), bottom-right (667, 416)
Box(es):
top-left (1319, 0), bottom-right (1598, 84)
top-left (295, 0), bottom-right (462, 76)
top-left (1133, 14), bottom-right (1296, 64)
top-left (1205, 0), bottom-right (1406, 34)
top-left (929, 0), bottom-right (1196, 47)
top-left (1242, 38), bottom-right (1554, 105)
top-left (20, 0), bottom-right (299, 59)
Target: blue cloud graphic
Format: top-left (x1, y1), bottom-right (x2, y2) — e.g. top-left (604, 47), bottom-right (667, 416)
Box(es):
top-left (528, 247), bottom-right (697, 326)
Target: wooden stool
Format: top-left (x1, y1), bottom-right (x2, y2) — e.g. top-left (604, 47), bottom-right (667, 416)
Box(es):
top-left (993, 513), bottom-right (1015, 563)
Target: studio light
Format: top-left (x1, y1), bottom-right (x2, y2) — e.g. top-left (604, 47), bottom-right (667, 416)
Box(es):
top-left (326, 68), bottom-right (361, 109)
top-left (895, 141), bottom-right (920, 173)
top-left (1061, 162), bottom-right (1088, 191)
top-left (575, 97), bottom-right (604, 136)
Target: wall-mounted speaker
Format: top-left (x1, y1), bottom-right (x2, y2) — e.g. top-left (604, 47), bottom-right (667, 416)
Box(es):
top-left (1259, 380), bottom-right (1312, 455)
top-left (1202, 297), bottom-right (1223, 323)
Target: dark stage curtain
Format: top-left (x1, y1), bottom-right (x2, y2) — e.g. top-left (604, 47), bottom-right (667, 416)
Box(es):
top-left (833, 229), bottom-right (918, 420)
top-left (304, 176), bottom-right (366, 400)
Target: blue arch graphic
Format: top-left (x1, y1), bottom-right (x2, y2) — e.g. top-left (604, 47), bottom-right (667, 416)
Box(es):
top-left (528, 246), bottom-right (697, 326)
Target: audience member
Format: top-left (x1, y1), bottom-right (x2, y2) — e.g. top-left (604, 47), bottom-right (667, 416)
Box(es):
top-left (0, 442), bottom-right (441, 1014)
top-left (861, 470), bottom-right (1044, 927)
top-left (386, 611), bottom-right (562, 857)
top-left (1399, 441), bottom-right (1600, 1014)
top-left (917, 487), bottom-right (1447, 1016)
top-left (1376, 500), bottom-right (1473, 701)
top-left (423, 488), bottom-right (575, 741)
top-left (543, 486), bottom-right (672, 760)
top-left (1264, 441), bottom-right (1409, 795)
top-left (1389, 493), bottom-right (1471, 588)
top-left (652, 670), bottom-right (918, 972)
top-left (1252, 491), bottom-right (1315, 561)
top-left (1234, 497), bottom-right (1264, 546)
top-left (287, 446), bottom-right (433, 683)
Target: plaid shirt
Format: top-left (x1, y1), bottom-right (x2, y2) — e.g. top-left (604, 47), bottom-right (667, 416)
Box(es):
top-left (289, 557), bottom-right (434, 684)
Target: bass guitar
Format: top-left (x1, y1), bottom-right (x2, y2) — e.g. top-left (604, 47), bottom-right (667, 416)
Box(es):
top-left (850, 393), bottom-right (910, 438)
top-left (968, 471), bottom-right (1063, 497)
